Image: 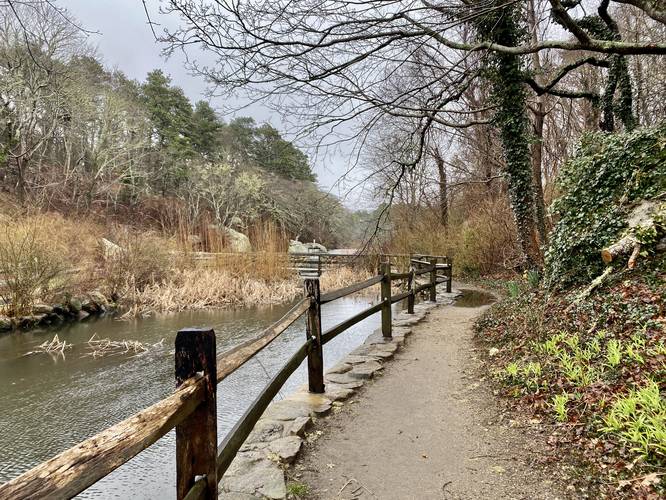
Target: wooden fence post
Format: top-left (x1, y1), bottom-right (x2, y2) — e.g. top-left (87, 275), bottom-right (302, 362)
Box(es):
top-left (446, 259), bottom-right (453, 293)
top-left (304, 278), bottom-right (325, 393)
top-left (407, 265), bottom-right (415, 314)
top-left (175, 328), bottom-right (217, 500)
top-left (429, 257), bottom-right (437, 302)
top-left (380, 262), bottom-right (392, 338)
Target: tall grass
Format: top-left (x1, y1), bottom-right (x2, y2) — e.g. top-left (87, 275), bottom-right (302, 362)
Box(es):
top-left (386, 195), bottom-right (520, 276)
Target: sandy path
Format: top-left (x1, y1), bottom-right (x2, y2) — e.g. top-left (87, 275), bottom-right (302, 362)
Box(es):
top-left (293, 295), bottom-right (569, 500)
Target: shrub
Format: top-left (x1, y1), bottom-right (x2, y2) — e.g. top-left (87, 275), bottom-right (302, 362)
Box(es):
top-left (545, 122), bottom-right (666, 287)
top-left (99, 230), bottom-right (174, 299)
top-left (0, 219), bottom-right (69, 316)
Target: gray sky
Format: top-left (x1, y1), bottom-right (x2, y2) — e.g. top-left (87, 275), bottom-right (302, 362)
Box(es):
top-left (64, 0), bottom-right (362, 201)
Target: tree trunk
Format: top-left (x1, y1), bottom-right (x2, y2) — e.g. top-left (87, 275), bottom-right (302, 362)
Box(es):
top-left (481, 2), bottom-right (541, 268)
top-left (528, 0), bottom-right (548, 245)
top-left (433, 147), bottom-right (448, 228)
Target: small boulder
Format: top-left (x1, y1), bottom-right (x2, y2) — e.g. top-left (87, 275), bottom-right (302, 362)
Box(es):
top-left (223, 227), bottom-right (252, 253)
top-left (267, 435), bottom-right (302, 463)
top-left (288, 240), bottom-right (309, 254)
top-left (0, 316), bottom-right (12, 331)
top-left (89, 291), bottom-right (109, 307)
top-left (68, 298), bottom-right (82, 314)
top-left (33, 303), bottom-right (53, 315)
top-left (100, 238), bottom-right (122, 259)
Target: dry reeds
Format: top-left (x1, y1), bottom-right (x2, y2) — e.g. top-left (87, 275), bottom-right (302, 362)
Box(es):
top-left (24, 334), bottom-right (72, 356)
top-left (84, 334), bottom-right (164, 358)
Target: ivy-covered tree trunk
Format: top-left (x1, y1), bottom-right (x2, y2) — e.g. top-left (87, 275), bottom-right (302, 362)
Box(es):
top-left (476, 3), bottom-right (541, 268)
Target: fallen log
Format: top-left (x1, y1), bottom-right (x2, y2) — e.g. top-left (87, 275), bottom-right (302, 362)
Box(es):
top-left (601, 236), bottom-right (638, 264)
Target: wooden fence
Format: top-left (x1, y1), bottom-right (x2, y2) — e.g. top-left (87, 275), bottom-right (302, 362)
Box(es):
top-left (0, 256), bottom-right (452, 499)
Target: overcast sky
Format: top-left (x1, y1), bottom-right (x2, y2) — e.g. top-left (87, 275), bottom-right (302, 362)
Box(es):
top-left (64, 0), bottom-right (363, 202)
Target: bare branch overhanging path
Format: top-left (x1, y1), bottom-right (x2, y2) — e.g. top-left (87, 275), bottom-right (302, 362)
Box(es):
top-left (294, 290), bottom-right (570, 499)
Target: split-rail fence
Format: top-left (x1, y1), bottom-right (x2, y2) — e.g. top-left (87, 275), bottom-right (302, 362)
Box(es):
top-left (0, 254), bottom-right (452, 499)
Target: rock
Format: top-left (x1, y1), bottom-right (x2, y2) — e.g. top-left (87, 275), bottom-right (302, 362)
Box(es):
top-left (32, 303), bottom-right (53, 315)
top-left (89, 291), bottom-right (109, 307)
top-left (0, 316), bottom-right (12, 331)
top-left (343, 355), bottom-right (379, 365)
top-left (18, 315), bottom-right (44, 328)
top-left (349, 360), bottom-right (383, 380)
top-left (263, 398), bottom-right (330, 421)
top-left (288, 240), bottom-right (308, 254)
top-left (326, 371), bottom-right (365, 385)
top-left (325, 386), bottom-right (355, 401)
top-left (100, 238), bottom-right (122, 259)
top-left (245, 420), bottom-right (284, 445)
top-left (325, 362), bottom-right (352, 374)
top-left (45, 313), bottom-right (64, 324)
top-left (305, 241), bottom-right (327, 253)
top-left (77, 310), bottom-right (90, 321)
top-left (284, 416), bottom-right (312, 437)
top-left (223, 227), bottom-right (252, 253)
top-left (68, 298), bottom-right (82, 313)
top-left (267, 435), bottom-right (302, 463)
top-left (489, 347), bottom-right (500, 357)
top-left (218, 492), bottom-right (262, 500)
top-left (222, 453), bottom-right (286, 500)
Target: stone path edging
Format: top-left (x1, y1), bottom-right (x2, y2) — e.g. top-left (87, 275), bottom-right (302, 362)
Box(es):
top-left (219, 290), bottom-right (461, 499)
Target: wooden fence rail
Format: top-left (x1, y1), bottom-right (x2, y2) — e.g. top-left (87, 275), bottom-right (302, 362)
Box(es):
top-left (0, 254), bottom-right (452, 499)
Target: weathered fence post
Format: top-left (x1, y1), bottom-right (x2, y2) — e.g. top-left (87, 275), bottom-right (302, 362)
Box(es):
top-left (429, 257), bottom-right (437, 302)
top-left (175, 328), bottom-right (217, 500)
top-left (380, 261), bottom-right (392, 338)
top-left (304, 278), bottom-right (325, 393)
top-left (407, 265), bottom-right (415, 314)
top-left (446, 258), bottom-right (453, 293)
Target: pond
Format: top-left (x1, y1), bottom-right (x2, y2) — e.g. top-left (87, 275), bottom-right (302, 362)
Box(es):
top-left (0, 295), bottom-right (394, 498)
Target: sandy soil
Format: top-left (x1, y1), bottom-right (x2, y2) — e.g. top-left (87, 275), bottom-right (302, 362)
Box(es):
top-left (291, 294), bottom-right (573, 500)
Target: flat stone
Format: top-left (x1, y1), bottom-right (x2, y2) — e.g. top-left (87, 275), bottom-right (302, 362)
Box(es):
top-left (324, 386), bottom-right (355, 401)
top-left (349, 360), bottom-right (383, 379)
top-left (286, 392), bottom-right (332, 408)
top-left (263, 397), bottom-right (331, 421)
top-left (364, 332), bottom-right (396, 345)
top-left (343, 354), bottom-right (380, 365)
top-left (326, 371), bottom-right (366, 386)
top-left (325, 379), bottom-right (364, 391)
top-left (222, 453), bottom-right (286, 500)
top-left (245, 420), bottom-right (284, 444)
top-left (390, 335), bottom-right (406, 347)
top-left (268, 435), bottom-right (302, 463)
top-left (218, 492), bottom-right (262, 500)
top-left (283, 416), bottom-right (311, 437)
top-left (393, 318), bottom-right (420, 327)
top-left (350, 344), bottom-right (395, 360)
top-left (325, 362), bottom-right (352, 375)
top-left (393, 327), bottom-right (413, 337)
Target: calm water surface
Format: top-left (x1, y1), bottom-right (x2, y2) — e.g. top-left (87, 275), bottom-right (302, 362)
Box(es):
top-left (0, 296), bottom-right (388, 498)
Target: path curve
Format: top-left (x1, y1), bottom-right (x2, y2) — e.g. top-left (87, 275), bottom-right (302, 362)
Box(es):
top-left (292, 291), bottom-right (569, 500)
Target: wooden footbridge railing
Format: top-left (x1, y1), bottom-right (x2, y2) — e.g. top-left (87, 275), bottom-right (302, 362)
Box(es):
top-left (0, 255), bottom-right (452, 499)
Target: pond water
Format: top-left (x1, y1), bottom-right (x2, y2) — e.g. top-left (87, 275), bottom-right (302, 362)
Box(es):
top-left (453, 288), bottom-right (496, 308)
top-left (0, 295), bottom-right (396, 498)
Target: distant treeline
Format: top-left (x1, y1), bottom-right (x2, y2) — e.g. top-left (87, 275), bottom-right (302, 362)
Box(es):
top-left (0, 4), bottom-right (357, 247)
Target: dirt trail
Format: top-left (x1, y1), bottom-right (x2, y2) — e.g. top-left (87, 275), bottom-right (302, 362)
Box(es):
top-left (294, 293), bottom-right (570, 500)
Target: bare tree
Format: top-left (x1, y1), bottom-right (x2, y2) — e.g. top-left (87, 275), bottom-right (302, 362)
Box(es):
top-left (158, 0), bottom-right (664, 265)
